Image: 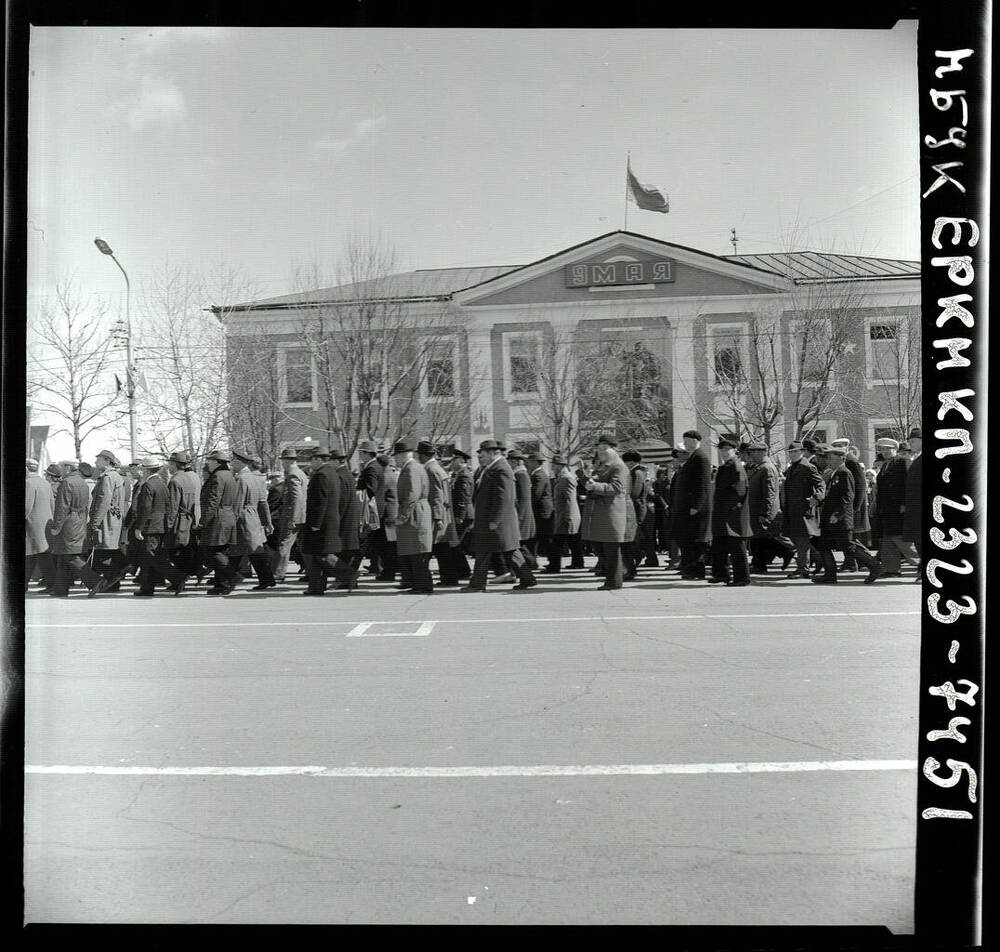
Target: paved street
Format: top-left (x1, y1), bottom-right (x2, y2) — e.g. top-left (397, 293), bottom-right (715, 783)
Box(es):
top-left (23, 563), bottom-right (921, 927)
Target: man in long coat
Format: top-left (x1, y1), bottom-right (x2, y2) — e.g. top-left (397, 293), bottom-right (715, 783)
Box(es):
top-left (543, 455), bottom-right (579, 574)
top-left (672, 430), bottom-right (712, 580)
top-left (448, 450), bottom-right (474, 577)
top-left (300, 447), bottom-right (340, 595)
top-left (812, 447), bottom-right (884, 584)
top-left (356, 439), bottom-right (387, 577)
top-left (871, 439), bottom-right (911, 576)
top-left (46, 460), bottom-right (92, 596)
top-left (230, 450), bottom-right (276, 591)
top-left (274, 448), bottom-right (307, 583)
top-left (377, 450), bottom-right (400, 581)
top-left (129, 459), bottom-right (186, 596)
top-left (328, 447), bottom-right (363, 589)
top-left (418, 440), bottom-right (460, 585)
top-left (621, 450), bottom-right (652, 580)
top-left (508, 450), bottom-right (537, 567)
top-left (746, 443), bottom-right (793, 574)
top-left (567, 458), bottom-right (590, 569)
top-left (465, 439), bottom-right (535, 591)
top-left (393, 439), bottom-right (434, 593)
top-left (581, 434), bottom-right (630, 590)
top-left (708, 438), bottom-right (752, 585)
top-left (25, 459), bottom-right (54, 591)
top-left (902, 428), bottom-right (923, 579)
top-left (781, 440), bottom-right (825, 579)
top-left (831, 437), bottom-right (871, 571)
top-left (651, 464), bottom-right (671, 555)
top-left (164, 449), bottom-right (202, 579)
top-left (83, 449), bottom-right (126, 594)
top-left (199, 449), bottom-right (239, 595)
top-left (526, 451), bottom-right (554, 567)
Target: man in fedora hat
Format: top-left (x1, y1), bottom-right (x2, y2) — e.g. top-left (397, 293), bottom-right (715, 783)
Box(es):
top-left (300, 445), bottom-right (341, 595)
top-left (329, 445), bottom-right (363, 590)
top-left (872, 438), bottom-right (917, 578)
top-left (506, 449), bottom-right (537, 573)
top-left (447, 449), bottom-right (474, 579)
top-left (465, 439), bottom-right (535, 591)
top-left (544, 455), bottom-right (580, 574)
top-left (708, 438), bottom-right (751, 585)
top-left (745, 442), bottom-right (794, 574)
top-left (526, 449), bottom-right (554, 570)
top-left (274, 448), bottom-right (307, 583)
top-left (25, 458), bottom-right (54, 592)
top-left (620, 449), bottom-right (651, 580)
top-left (830, 437), bottom-right (870, 570)
top-left (130, 458), bottom-right (186, 596)
top-left (356, 438), bottom-right (388, 577)
top-left (84, 449), bottom-right (126, 595)
top-left (164, 450), bottom-right (202, 579)
top-left (376, 443), bottom-right (400, 582)
top-left (782, 440), bottom-right (825, 578)
top-left (671, 430), bottom-right (712, 579)
top-left (393, 438), bottom-right (434, 593)
top-left (46, 460), bottom-right (92, 596)
top-left (580, 434), bottom-right (631, 590)
top-left (417, 440), bottom-right (460, 586)
top-left (230, 450), bottom-right (277, 591)
top-left (200, 449), bottom-right (239, 594)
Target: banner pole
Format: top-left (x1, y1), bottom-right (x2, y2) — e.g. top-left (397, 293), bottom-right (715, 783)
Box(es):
top-left (624, 152), bottom-right (630, 230)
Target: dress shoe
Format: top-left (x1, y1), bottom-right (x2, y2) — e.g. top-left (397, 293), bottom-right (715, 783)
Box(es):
top-left (513, 579), bottom-right (537, 590)
top-left (301, 589), bottom-right (325, 596)
top-left (727, 580), bottom-right (752, 586)
top-left (707, 577), bottom-right (728, 584)
top-left (493, 572), bottom-right (515, 584)
top-left (542, 566), bottom-right (561, 574)
top-left (598, 583), bottom-right (622, 590)
top-left (781, 553), bottom-right (794, 571)
top-left (622, 573), bottom-right (637, 582)
top-left (811, 577), bottom-right (838, 584)
top-left (879, 571), bottom-right (903, 578)
top-left (375, 574), bottom-right (396, 582)
top-left (409, 587), bottom-right (434, 594)
top-left (462, 586), bottom-right (487, 593)
top-left (395, 583), bottom-right (413, 590)
top-left (133, 590), bottom-right (155, 597)
top-left (88, 579), bottom-right (107, 597)
top-left (785, 570), bottom-right (809, 579)
top-left (569, 562), bottom-right (585, 569)
top-left (252, 581), bottom-right (277, 590)
top-left (168, 578), bottom-right (187, 596)
top-left (864, 565), bottom-right (886, 584)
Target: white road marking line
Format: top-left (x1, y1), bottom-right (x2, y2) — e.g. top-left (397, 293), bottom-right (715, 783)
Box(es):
top-left (25, 760), bottom-right (916, 778)
top-left (26, 611), bottom-right (920, 629)
top-left (347, 621), bottom-right (435, 637)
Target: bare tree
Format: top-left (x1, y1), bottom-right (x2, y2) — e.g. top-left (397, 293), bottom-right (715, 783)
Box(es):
top-left (225, 325), bottom-right (284, 468)
top-left (27, 280), bottom-right (123, 459)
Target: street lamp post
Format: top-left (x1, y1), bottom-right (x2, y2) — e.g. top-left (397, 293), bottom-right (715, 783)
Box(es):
top-left (94, 238), bottom-right (136, 462)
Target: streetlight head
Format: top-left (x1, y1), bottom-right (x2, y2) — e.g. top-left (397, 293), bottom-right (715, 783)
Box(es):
top-left (94, 238), bottom-right (114, 255)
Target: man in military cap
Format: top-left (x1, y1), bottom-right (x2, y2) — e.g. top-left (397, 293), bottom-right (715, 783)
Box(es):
top-left (526, 450), bottom-right (554, 570)
top-left (465, 439), bottom-right (535, 591)
top-left (813, 447), bottom-right (884, 584)
top-left (902, 428), bottom-right (923, 579)
top-left (872, 438), bottom-right (917, 577)
top-left (782, 440), bottom-right (825, 578)
top-left (84, 449), bottom-right (126, 594)
top-left (25, 458), bottom-right (54, 591)
top-left (708, 438), bottom-right (751, 585)
top-left (230, 450), bottom-right (277, 591)
top-left (671, 431), bottom-right (712, 579)
top-left (544, 455), bottom-right (580, 573)
top-left (200, 449), bottom-right (239, 594)
top-left (46, 460), bottom-right (92, 596)
top-left (299, 445), bottom-right (340, 595)
top-left (130, 458), bottom-right (186, 596)
top-left (581, 434), bottom-right (631, 590)
top-left (162, 450), bottom-right (202, 580)
top-left (417, 440), bottom-right (460, 586)
top-left (746, 442), bottom-right (793, 574)
top-left (274, 448), bottom-right (307, 583)
top-left (394, 438), bottom-right (434, 593)
top-left (830, 437), bottom-right (870, 570)
top-left (448, 449), bottom-right (474, 578)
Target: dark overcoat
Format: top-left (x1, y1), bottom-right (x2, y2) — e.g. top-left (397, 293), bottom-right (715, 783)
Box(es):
top-left (513, 466), bottom-right (536, 541)
top-left (472, 457), bottom-right (521, 553)
top-left (451, 466), bottom-right (474, 527)
top-left (165, 469), bottom-right (201, 548)
top-left (844, 456), bottom-right (870, 533)
top-left (651, 474), bottom-right (671, 533)
top-left (552, 471), bottom-right (581, 536)
top-left (48, 472), bottom-right (90, 555)
top-left (301, 461), bottom-right (342, 555)
top-left (581, 456), bottom-right (629, 544)
top-left (26, 473), bottom-right (53, 556)
top-left (711, 458), bottom-right (751, 538)
top-left (902, 454), bottom-right (922, 544)
top-left (820, 467), bottom-right (855, 531)
top-left (671, 447), bottom-right (712, 542)
top-left (382, 463), bottom-right (400, 542)
top-left (88, 468), bottom-right (125, 550)
top-left (357, 459), bottom-right (386, 515)
top-left (747, 459), bottom-right (781, 537)
top-left (395, 458), bottom-right (433, 555)
top-left (134, 473), bottom-right (171, 536)
top-left (530, 466), bottom-right (554, 520)
top-left (199, 466), bottom-right (238, 547)
top-left (337, 464), bottom-right (362, 552)
top-left (782, 458), bottom-right (824, 533)
top-left (874, 456), bottom-right (908, 536)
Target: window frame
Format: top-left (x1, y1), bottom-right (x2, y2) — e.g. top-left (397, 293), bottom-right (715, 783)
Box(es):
top-left (706, 321), bottom-right (749, 393)
top-left (502, 330), bottom-right (544, 401)
top-left (277, 343), bottom-right (318, 409)
top-left (420, 334), bottom-right (461, 404)
top-left (865, 315), bottom-right (904, 388)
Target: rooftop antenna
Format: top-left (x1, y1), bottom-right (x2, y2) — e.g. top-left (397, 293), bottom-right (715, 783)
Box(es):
top-left (730, 228), bottom-right (739, 254)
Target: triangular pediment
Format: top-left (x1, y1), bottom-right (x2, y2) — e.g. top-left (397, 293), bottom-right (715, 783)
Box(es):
top-left (452, 232), bottom-right (790, 307)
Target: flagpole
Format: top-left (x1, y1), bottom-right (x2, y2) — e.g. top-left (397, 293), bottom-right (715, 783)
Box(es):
top-left (624, 152), bottom-right (630, 231)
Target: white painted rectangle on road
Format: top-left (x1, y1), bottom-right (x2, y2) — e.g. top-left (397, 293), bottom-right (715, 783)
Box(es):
top-left (346, 621), bottom-right (436, 637)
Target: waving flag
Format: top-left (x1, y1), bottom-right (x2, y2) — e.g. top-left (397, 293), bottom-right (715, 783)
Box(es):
top-left (627, 164), bottom-right (670, 213)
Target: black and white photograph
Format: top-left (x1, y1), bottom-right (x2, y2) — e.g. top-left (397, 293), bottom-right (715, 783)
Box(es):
top-left (10, 8), bottom-right (985, 943)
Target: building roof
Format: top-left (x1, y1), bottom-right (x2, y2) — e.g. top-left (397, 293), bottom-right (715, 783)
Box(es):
top-left (223, 238), bottom-right (919, 312)
top-left (724, 251), bottom-right (920, 283)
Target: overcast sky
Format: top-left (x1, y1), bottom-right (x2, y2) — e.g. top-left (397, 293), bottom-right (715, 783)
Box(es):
top-left (27, 24), bottom-right (920, 458)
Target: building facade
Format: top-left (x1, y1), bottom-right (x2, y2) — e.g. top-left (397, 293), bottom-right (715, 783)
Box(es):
top-left (221, 231), bottom-right (920, 466)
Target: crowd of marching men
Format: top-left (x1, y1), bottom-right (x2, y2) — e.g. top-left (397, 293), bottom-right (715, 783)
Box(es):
top-left (24, 425), bottom-right (923, 598)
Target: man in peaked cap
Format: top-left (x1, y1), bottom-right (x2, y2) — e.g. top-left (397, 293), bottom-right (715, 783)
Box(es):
top-left (417, 440), bottom-right (460, 586)
top-left (393, 437), bottom-right (435, 592)
top-left (299, 444), bottom-right (344, 595)
top-left (164, 449), bottom-right (202, 581)
top-left (581, 434), bottom-right (631, 590)
top-left (199, 449), bottom-right (239, 594)
top-left (84, 448), bottom-right (127, 595)
top-left (782, 440), bottom-right (825, 579)
top-left (127, 458), bottom-right (186, 596)
top-left (230, 450), bottom-right (276, 591)
top-left (526, 450), bottom-right (554, 571)
top-left (46, 459), bottom-right (92, 596)
top-left (507, 449), bottom-right (537, 572)
top-left (745, 442), bottom-right (793, 574)
top-left (671, 430), bottom-right (711, 579)
top-left (708, 438), bottom-right (751, 585)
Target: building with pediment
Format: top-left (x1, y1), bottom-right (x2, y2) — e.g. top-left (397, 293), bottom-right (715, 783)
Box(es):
top-left (219, 231), bottom-right (920, 465)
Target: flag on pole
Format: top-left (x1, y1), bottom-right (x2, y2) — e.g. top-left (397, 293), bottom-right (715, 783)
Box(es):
top-left (626, 164), bottom-right (669, 213)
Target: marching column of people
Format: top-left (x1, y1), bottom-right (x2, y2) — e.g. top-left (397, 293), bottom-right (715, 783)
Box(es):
top-left (25, 424), bottom-right (922, 597)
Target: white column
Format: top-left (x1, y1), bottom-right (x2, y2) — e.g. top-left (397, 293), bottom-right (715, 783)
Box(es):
top-left (465, 322), bottom-right (495, 448)
top-left (671, 314), bottom-right (699, 440)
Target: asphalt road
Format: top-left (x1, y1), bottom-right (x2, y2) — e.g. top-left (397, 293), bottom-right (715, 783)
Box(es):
top-left (23, 562), bottom-right (922, 927)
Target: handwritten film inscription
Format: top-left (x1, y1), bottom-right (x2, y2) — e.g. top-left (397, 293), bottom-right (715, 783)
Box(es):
top-left (565, 259), bottom-right (674, 288)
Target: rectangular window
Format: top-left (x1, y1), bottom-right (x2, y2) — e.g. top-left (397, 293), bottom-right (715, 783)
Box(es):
top-left (707, 324), bottom-right (746, 390)
top-left (419, 336), bottom-right (460, 403)
top-left (868, 319), bottom-right (901, 383)
top-left (281, 347), bottom-right (314, 406)
top-left (503, 333), bottom-right (542, 399)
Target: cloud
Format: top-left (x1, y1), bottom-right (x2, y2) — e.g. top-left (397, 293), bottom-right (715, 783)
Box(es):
top-left (312, 114), bottom-right (387, 157)
top-left (108, 74), bottom-right (186, 130)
